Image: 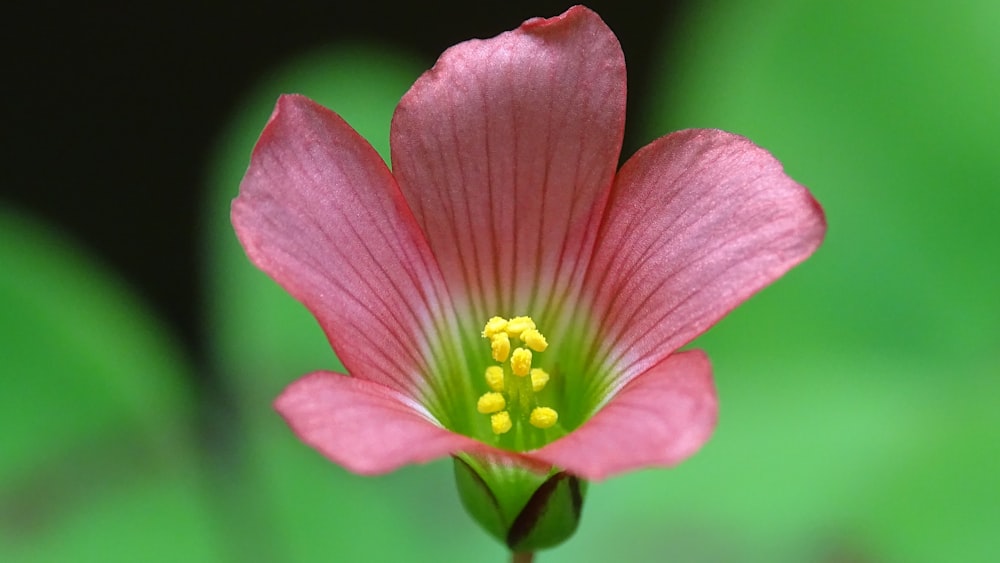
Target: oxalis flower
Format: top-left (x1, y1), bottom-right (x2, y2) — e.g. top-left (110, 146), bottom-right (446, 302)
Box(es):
top-left (233, 4), bottom-right (825, 556)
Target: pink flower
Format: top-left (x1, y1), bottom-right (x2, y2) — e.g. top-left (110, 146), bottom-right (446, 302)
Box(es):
top-left (233, 4), bottom-right (824, 551)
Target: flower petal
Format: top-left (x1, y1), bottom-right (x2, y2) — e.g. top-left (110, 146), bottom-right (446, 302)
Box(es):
top-left (585, 129), bottom-right (826, 393)
top-left (275, 372), bottom-right (486, 475)
top-left (390, 6), bottom-right (626, 325)
top-left (531, 350), bottom-right (717, 481)
top-left (232, 95), bottom-right (454, 399)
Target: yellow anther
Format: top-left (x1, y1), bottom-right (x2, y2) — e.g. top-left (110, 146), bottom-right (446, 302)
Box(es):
top-left (477, 392), bottom-right (506, 414)
top-left (530, 407), bottom-right (558, 429)
top-left (521, 328), bottom-right (548, 352)
top-left (482, 316), bottom-right (508, 339)
top-left (530, 368), bottom-right (549, 392)
top-left (505, 316), bottom-right (536, 338)
top-left (491, 411), bottom-right (512, 434)
top-left (479, 316), bottom-right (558, 436)
top-left (490, 332), bottom-right (510, 363)
top-left (484, 366), bottom-right (505, 392)
top-left (510, 347), bottom-right (532, 376)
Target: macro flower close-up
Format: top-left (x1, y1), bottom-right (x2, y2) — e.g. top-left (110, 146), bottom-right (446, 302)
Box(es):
top-left (9, 0), bottom-right (1000, 560)
top-left (232, 4), bottom-right (825, 555)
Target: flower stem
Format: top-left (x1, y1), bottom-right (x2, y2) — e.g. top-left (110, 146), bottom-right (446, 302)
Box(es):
top-left (511, 552), bottom-right (534, 563)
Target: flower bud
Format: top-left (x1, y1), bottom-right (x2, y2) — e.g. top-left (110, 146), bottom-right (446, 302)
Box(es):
top-left (453, 456), bottom-right (586, 553)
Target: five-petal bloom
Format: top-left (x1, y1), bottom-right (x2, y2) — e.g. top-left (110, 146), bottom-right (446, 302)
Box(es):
top-left (233, 4), bottom-right (825, 544)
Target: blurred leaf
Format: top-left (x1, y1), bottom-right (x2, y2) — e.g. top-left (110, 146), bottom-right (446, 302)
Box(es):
top-left (648, 0), bottom-right (999, 362)
top-left (613, 0), bottom-right (1000, 561)
top-left (551, 354), bottom-right (999, 563)
top-left (232, 419), bottom-right (492, 562)
top-left (0, 207), bottom-right (221, 562)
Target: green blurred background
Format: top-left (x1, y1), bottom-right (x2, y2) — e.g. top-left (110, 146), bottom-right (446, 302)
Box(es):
top-left (3, 1), bottom-right (997, 561)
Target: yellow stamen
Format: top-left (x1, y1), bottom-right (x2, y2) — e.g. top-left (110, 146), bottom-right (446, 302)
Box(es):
top-left (530, 368), bottom-right (549, 392)
top-left (521, 328), bottom-right (548, 352)
top-left (484, 366), bottom-right (505, 392)
top-left (510, 347), bottom-right (532, 376)
top-left (482, 316), bottom-right (508, 339)
top-left (477, 392), bottom-right (506, 414)
top-left (505, 316), bottom-right (536, 338)
top-left (529, 407), bottom-right (558, 429)
top-left (490, 332), bottom-right (510, 363)
top-left (477, 316), bottom-right (558, 440)
top-left (491, 411), bottom-right (512, 434)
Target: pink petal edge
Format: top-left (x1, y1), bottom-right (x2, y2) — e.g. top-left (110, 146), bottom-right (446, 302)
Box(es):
top-left (531, 349), bottom-right (718, 481)
top-left (277, 372), bottom-right (554, 476)
top-left (585, 129), bottom-right (826, 394)
top-left (232, 95), bottom-right (455, 400)
top-left (390, 5), bottom-right (626, 327)
top-left (275, 372), bottom-right (486, 475)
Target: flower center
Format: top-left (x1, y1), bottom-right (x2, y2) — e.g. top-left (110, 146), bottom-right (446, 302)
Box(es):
top-left (477, 316), bottom-right (560, 439)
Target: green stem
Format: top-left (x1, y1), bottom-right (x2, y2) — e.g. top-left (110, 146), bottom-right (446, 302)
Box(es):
top-left (511, 552), bottom-right (534, 563)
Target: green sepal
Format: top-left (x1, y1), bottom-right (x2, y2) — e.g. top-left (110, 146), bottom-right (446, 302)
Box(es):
top-left (507, 470), bottom-right (587, 552)
top-left (453, 456), bottom-right (512, 542)
top-left (452, 455), bottom-right (587, 553)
